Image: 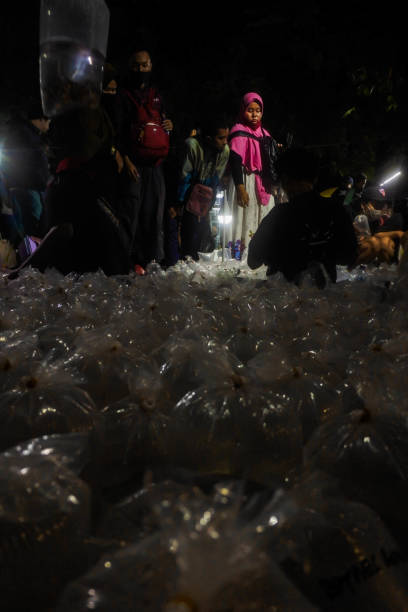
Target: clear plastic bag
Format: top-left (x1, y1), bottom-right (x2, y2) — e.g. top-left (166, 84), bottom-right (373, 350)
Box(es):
top-left (63, 329), bottom-right (154, 408)
top-left (57, 485), bottom-right (317, 612)
top-left (153, 334), bottom-right (243, 404)
top-left (254, 471), bottom-right (408, 611)
top-left (152, 380), bottom-right (302, 487)
top-left (0, 367), bottom-right (97, 452)
top-left (304, 405), bottom-right (408, 550)
top-left (0, 453), bottom-right (91, 611)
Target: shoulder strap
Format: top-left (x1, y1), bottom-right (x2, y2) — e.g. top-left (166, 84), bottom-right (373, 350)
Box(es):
top-left (123, 88), bottom-right (141, 108)
top-left (228, 130), bottom-right (261, 142)
top-left (123, 88), bottom-right (157, 121)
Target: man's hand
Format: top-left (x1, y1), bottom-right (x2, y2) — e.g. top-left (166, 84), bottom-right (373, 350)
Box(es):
top-left (115, 150), bottom-right (124, 174)
top-left (124, 155), bottom-right (140, 181)
top-left (162, 119), bottom-right (173, 132)
top-left (236, 184), bottom-right (249, 207)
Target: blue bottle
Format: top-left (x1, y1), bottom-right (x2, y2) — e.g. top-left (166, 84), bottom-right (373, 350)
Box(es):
top-left (234, 240), bottom-right (241, 260)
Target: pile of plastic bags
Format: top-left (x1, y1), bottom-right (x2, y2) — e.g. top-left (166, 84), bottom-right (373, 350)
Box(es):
top-left (1, 257), bottom-right (408, 610)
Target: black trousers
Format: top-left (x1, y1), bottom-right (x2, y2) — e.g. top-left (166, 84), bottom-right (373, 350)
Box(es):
top-left (118, 164), bottom-right (166, 267)
top-left (180, 209), bottom-right (210, 261)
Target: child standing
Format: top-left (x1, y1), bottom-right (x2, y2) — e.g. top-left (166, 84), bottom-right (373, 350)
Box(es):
top-left (227, 92), bottom-right (278, 257)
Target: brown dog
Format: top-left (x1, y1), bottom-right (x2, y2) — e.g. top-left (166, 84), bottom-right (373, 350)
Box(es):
top-left (354, 231), bottom-right (406, 265)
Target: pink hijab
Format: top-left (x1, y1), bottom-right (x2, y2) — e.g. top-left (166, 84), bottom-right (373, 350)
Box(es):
top-left (229, 92), bottom-right (271, 205)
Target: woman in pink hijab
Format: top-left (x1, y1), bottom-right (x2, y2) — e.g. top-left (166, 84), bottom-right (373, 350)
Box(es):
top-left (226, 92), bottom-right (277, 257)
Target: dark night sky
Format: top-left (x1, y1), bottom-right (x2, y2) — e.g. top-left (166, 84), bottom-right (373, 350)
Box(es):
top-left (1, 0), bottom-right (408, 192)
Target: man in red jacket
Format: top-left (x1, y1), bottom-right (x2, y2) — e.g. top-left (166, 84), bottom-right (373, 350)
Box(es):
top-left (116, 48), bottom-right (174, 273)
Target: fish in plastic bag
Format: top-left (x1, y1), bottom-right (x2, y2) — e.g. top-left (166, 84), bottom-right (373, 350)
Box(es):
top-left (148, 376), bottom-right (302, 487)
top-left (0, 362), bottom-right (98, 452)
top-left (304, 404), bottom-right (408, 551)
top-left (57, 481), bottom-right (317, 611)
top-left (0, 453), bottom-right (92, 611)
top-left (253, 471), bottom-right (408, 611)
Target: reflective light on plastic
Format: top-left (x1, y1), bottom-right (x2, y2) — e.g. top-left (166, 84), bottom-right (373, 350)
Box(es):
top-left (104, 561), bottom-right (112, 568)
top-left (268, 515), bottom-right (279, 526)
top-left (87, 588), bottom-right (99, 609)
top-left (200, 510), bottom-right (212, 526)
top-left (88, 56), bottom-right (93, 65)
top-left (379, 170), bottom-right (401, 186)
top-left (40, 448), bottom-right (53, 455)
top-left (218, 215), bottom-right (232, 224)
top-left (39, 407), bottom-right (57, 415)
top-left (68, 494), bottom-right (79, 505)
top-left (363, 436), bottom-right (371, 443)
top-left (216, 192), bottom-right (224, 199)
top-left (169, 538), bottom-right (179, 552)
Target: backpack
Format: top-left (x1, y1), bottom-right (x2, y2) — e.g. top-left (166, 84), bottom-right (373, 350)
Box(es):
top-left (298, 213), bottom-right (336, 284)
top-left (124, 89), bottom-right (170, 164)
top-left (304, 217), bottom-right (334, 250)
top-left (229, 129), bottom-right (279, 193)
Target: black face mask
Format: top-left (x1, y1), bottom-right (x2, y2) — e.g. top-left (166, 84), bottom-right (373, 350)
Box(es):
top-left (129, 71), bottom-right (151, 89)
top-left (101, 93), bottom-right (116, 116)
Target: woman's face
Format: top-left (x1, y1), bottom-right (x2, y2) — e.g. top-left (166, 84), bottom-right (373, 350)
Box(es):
top-left (244, 101), bottom-right (262, 127)
top-left (103, 79), bottom-right (118, 95)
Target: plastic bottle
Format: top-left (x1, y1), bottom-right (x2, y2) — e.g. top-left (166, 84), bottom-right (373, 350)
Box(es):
top-left (234, 240), bottom-right (241, 260)
top-left (39, 0), bottom-right (110, 117)
top-left (353, 214), bottom-right (371, 237)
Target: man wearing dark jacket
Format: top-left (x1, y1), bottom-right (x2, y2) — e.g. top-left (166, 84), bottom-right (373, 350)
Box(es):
top-left (116, 48), bottom-right (174, 273)
top-left (248, 148), bottom-right (358, 287)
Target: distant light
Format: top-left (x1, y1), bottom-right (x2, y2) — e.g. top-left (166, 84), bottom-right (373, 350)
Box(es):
top-left (379, 170), bottom-right (401, 186)
top-left (218, 215), bottom-right (232, 224)
top-left (88, 56), bottom-right (93, 65)
top-left (216, 192), bottom-right (223, 199)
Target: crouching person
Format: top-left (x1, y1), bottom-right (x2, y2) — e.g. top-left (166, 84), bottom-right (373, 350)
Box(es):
top-left (248, 148), bottom-right (358, 287)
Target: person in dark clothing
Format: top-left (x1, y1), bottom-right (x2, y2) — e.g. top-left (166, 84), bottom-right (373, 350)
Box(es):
top-left (348, 171), bottom-right (367, 218)
top-left (330, 175), bottom-right (354, 209)
top-left (101, 63), bottom-right (119, 122)
top-left (1, 100), bottom-right (51, 240)
top-left (116, 48), bottom-right (174, 273)
top-left (360, 187), bottom-right (404, 235)
top-left (100, 62), bottom-right (124, 176)
top-left (0, 169), bottom-right (22, 249)
top-left (177, 119), bottom-right (230, 261)
top-left (394, 196), bottom-right (408, 231)
top-left (36, 105), bottom-right (131, 276)
top-left (248, 148), bottom-right (358, 287)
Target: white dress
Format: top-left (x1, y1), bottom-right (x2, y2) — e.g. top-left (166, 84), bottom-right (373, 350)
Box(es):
top-left (225, 172), bottom-right (274, 254)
